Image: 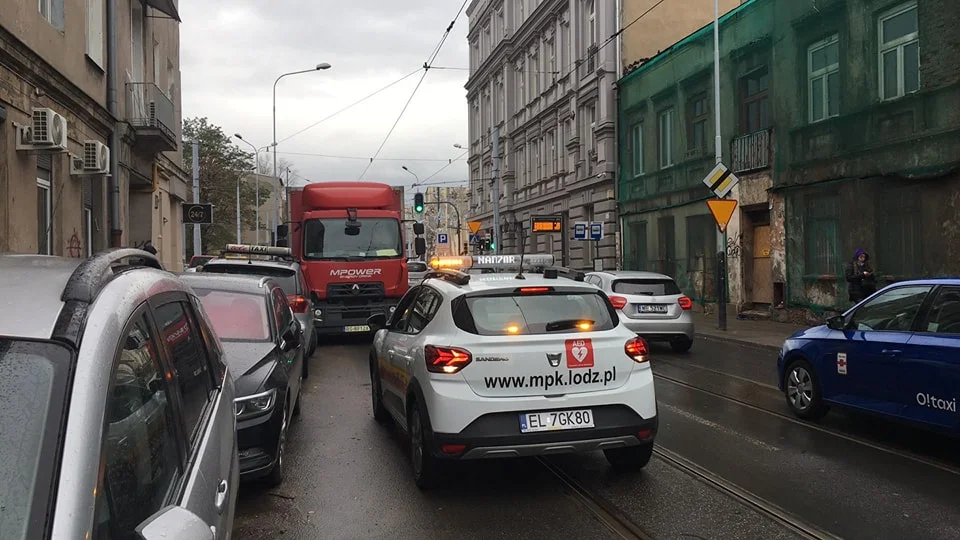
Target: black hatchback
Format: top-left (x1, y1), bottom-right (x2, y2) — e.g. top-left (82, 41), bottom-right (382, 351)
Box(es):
top-left (180, 273), bottom-right (305, 486)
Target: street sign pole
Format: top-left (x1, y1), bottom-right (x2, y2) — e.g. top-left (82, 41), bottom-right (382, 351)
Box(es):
top-left (713, 0), bottom-right (726, 331)
top-left (192, 140), bottom-right (201, 256)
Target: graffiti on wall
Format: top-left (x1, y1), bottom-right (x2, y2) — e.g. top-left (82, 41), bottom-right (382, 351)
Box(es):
top-left (726, 233), bottom-right (743, 259)
top-left (66, 230), bottom-right (82, 258)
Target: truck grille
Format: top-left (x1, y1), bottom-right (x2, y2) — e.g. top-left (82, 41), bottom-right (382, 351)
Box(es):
top-left (326, 282), bottom-right (385, 303)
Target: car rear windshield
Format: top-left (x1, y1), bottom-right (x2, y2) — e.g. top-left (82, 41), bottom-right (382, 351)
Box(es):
top-left (408, 262), bottom-right (428, 272)
top-left (0, 339), bottom-right (70, 539)
top-left (201, 264), bottom-right (299, 295)
top-left (192, 289), bottom-right (272, 342)
top-left (452, 291), bottom-right (618, 335)
top-left (612, 278), bottom-right (681, 296)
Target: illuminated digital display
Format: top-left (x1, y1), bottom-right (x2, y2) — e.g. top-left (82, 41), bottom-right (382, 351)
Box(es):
top-left (531, 215), bottom-right (562, 232)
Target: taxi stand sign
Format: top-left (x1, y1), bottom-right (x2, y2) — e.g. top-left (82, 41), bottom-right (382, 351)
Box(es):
top-left (429, 254), bottom-right (556, 271)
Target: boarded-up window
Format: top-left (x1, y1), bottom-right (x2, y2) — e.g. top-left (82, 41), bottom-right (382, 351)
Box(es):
top-left (804, 193), bottom-right (840, 276)
top-left (876, 184), bottom-right (921, 277)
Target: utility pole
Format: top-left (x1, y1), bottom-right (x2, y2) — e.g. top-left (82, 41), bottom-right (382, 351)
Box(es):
top-left (713, 0), bottom-right (727, 331)
top-left (491, 126), bottom-right (501, 254)
top-left (192, 140), bottom-right (201, 256)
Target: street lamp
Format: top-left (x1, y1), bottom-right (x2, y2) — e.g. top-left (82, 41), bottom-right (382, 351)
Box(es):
top-left (273, 63), bottom-right (332, 231)
top-left (234, 134), bottom-right (265, 244)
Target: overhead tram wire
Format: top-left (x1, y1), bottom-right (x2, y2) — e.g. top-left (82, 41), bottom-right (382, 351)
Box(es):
top-left (277, 67), bottom-right (424, 145)
top-left (357, 0), bottom-right (471, 180)
top-left (421, 149), bottom-right (469, 183)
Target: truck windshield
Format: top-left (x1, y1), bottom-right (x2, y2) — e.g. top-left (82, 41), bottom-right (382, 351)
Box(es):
top-left (302, 218), bottom-right (402, 260)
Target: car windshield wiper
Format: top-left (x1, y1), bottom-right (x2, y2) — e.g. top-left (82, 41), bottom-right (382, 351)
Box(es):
top-left (545, 319), bottom-right (595, 332)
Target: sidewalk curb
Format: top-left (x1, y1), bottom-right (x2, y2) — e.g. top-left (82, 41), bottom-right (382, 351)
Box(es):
top-left (694, 332), bottom-right (782, 353)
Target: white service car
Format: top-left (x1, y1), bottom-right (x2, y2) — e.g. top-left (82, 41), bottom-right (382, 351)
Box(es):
top-left (366, 258), bottom-right (658, 488)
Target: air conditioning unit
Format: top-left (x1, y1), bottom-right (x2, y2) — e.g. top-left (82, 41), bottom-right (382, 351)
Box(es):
top-left (83, 140), bottom-right (110, 174)
top-left (69, 153), bottom-right (86, 176)
top-left (16, 108), bottom-right (69, 152)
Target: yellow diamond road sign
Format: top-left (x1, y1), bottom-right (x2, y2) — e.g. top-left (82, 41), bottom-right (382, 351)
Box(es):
top-left (702, 162), bottom-right (740, 199)
top-left (467, 220), bottom-right (483, 234)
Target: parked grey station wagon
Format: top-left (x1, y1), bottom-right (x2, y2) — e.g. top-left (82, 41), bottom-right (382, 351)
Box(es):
top-left (0, 250), bottom-right (238, 540)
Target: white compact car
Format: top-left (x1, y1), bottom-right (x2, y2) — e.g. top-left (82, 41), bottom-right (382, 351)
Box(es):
top-left (366, 257), bottom-right (658, 488)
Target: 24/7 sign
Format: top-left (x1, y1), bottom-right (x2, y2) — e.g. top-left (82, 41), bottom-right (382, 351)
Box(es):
top-left (182, 203), bottom-right (213, 225)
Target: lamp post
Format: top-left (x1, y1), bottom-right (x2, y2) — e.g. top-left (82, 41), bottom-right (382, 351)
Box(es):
top-left (272, 63), bottom-right (331, 234)
top-left (235, 134), bottom-right (265, 244)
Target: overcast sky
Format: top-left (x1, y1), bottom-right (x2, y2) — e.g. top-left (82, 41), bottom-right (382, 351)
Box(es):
top-left (179, 0), bottom-right (470, 199)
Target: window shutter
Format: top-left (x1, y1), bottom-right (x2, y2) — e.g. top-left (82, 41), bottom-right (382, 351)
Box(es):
top-left (86, 0), bottom-right (105, 68)
top-left (37, 154), bottom-right (53, 172)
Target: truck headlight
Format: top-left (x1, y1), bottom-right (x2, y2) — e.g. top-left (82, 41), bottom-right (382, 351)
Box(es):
top-left (234, 388), bottom-right (276, 420)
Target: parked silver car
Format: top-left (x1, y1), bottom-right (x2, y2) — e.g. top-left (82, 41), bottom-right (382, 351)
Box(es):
top-left (585, 270), bottom-right (696, 352)
top-left (0, 250), bottom-right (239, 540)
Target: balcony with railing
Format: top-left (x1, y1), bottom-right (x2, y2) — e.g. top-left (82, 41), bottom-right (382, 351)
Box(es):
top-left (125, 82), bottom-right (177, 154)
top-left (730, 128), bottom-right (771, 174)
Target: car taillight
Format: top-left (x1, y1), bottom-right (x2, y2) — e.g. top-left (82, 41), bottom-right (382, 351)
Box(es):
top-left (678, 296), bottom-right (693, 310)
top-left (287, 295), bottom-right (309, 314)
top-left (609, 295), bottom-right (628, 310)
top-left (625, 336), bottom-right (649, 363)
top-left (424, 345), bottom-right (472, 374)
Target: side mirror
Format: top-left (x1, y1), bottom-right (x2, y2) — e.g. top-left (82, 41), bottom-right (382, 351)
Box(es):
top-left (276, 224), bottom-right (289, 238)
top-left (413, 222), bottom-right (425, 235)
top-left (826, 315), bottom-right (846, 331)
top-left (281, 328), bottom-right (300, 352)
top-left (415, 237), bottom-right (426, 256)
top-left (137, 506), bottom-right (213, 540)
top-left (276, 238), bottom-right (288, 247)
top-left (367, 313), bottom-right (387, 330)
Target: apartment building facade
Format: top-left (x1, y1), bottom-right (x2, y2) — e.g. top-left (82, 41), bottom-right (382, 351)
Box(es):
top-left (0, 0), bottom-right (188, 269)
top-left (617, 0), bottom-right (960, 317)
top-left (464, 0), bottom-right (619, 270)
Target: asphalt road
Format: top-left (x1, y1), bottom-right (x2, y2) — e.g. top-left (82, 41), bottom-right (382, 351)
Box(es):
top-left (232, 334), bottom-right (960, 539)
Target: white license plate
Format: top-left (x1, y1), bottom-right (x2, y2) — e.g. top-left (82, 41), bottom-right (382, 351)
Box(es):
top-left (639, 305), bottom-right (669, 313)
top-left (519, 409), bottom-right (594, 433)
top-left (343, 325), bottom-right (370, 333)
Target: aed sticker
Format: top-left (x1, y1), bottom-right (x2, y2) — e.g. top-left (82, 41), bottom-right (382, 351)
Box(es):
top-left (565, 339), bottom-right (595, 369)
top-left (837, 352), bottom-right (848, 375)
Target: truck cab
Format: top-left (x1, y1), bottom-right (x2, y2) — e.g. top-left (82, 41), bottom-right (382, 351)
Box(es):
top-left (285, 182), bottom-right (408, 336)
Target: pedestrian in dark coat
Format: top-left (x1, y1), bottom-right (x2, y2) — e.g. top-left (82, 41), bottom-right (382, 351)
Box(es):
top-left (845, 248), bottom-right (876, 302)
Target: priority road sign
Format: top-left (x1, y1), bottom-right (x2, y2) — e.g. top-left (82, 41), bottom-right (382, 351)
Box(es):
top-left (702, 162), bottom-right (740, 199)
top-left (706, 198), bottom-right (738, 234)
top-left (437, 233), bottom-right (449, 244)
top-left (467, 220), bottom-right (483, 234)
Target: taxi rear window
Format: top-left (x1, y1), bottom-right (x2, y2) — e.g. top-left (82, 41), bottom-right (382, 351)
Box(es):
top-left (201, 264), bottom-right (299, 295)
top-left (452, 291), bottom-right (617, 335)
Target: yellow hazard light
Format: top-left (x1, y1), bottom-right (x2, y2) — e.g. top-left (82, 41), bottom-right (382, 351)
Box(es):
top-left (577, 322), bottom-right (592, 331)
top-left (429, 256), bottom-right (472, 269)
top-left (505, 324), bottom-right (521, 334)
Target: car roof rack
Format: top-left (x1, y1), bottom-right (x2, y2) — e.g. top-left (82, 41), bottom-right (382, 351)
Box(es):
top-left (422, 269), bottom-right (471, 286)
top-left (543, 266), bottom-right (585, 281)
top-left (53, 249), bottom-right (165, 347)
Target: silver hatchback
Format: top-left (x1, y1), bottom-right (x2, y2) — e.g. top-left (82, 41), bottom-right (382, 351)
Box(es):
top-left (0, 250), bottom-right (238, 540)
top-left (585, 270), bottom-right (696, 352)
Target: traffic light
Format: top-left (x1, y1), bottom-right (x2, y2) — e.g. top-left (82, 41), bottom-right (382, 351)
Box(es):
top-left (414, 192), bottom-right (424, 214)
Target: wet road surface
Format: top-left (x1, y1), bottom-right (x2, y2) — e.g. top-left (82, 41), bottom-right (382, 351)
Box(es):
top-left (233, 334), bottom-right (960, 539)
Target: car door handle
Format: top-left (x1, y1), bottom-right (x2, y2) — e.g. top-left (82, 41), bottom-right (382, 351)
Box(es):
top-left (881, 349), bottom-right (902, 357)
top-left (215, 479), bottom-right (229, 514)
top-left (387, 349), bottom-right (396, 359)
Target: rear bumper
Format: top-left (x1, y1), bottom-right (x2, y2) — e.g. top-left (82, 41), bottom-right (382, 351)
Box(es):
top-left (619, 312), bottom-right (694, 341)
top-left (430, 405), bottom-right (657, 460)
top-left (311, 300), bottom-right (399, 335)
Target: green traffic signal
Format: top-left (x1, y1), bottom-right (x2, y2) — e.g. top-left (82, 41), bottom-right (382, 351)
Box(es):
top-left (414, 192), bottom-right (424, 213)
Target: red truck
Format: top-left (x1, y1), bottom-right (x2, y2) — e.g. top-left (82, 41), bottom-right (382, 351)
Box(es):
top-left (284, 181), bottom-right (408, 336)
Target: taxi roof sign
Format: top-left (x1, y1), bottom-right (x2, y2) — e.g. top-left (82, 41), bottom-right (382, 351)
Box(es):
top-left (221, 244), bottom-right (293, 259)
top-left (428, 254), bottom-right (556, 271)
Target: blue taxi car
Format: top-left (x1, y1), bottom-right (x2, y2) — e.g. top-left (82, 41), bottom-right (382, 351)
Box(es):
top-left (777, 279), bottom-right (959, 434)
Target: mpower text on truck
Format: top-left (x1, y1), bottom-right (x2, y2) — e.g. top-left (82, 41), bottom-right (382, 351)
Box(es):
top-left (281, 181), bottom-right (408, 336)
